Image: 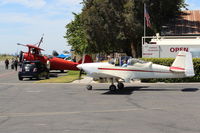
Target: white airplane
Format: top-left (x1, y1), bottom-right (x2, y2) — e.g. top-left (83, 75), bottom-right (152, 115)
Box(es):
top-left (77, 51), bottom-right (195, 91)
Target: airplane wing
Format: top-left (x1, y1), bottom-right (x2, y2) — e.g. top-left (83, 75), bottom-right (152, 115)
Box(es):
top-left (26, 44), bottom-right (44, 51)
top-left (97, 67), bottom-right (132, 82)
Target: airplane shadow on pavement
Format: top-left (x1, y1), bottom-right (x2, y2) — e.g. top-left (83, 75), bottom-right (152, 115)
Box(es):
top-left (181, 88), bottom-right (199, 92)
top-left (100, 86), bottom-right (199, 95)
top-left (134, 88), bottom-right (199, 92)
top-left (101, 86), bottom-right (148, 95)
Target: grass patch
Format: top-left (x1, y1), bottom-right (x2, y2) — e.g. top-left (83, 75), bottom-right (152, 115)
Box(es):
top-left (0, 55), bottom-right (14, 61)
top-left (36, 71), bottom-right (81, 83)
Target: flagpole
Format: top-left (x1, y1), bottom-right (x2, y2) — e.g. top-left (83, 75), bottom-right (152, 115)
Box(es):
top-left (144, 3), bottom-right (146, 43)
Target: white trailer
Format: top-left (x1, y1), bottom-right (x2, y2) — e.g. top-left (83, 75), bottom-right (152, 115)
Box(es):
top-left (142, 34), bottom-right (200, 58)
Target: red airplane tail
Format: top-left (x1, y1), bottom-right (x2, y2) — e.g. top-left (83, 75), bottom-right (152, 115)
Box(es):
top-left (78, 55), bottom-right (93, 64)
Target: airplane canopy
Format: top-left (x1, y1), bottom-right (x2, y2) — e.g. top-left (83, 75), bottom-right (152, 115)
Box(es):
top-left (127, 58), bottom-right (147, 65)
top-left (57, 54), bottom-right (71, 59)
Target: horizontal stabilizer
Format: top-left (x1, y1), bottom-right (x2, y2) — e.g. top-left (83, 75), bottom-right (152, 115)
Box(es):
top-left (169, 66), bottom-right (185, 73)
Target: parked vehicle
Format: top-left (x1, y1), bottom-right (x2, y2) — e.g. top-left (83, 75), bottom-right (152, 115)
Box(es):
top-left (18, 61), bottom-right (49, 80)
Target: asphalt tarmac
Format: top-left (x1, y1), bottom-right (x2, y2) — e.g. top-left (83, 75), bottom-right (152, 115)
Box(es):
top-left (0, 62), bottom-right (200, 133)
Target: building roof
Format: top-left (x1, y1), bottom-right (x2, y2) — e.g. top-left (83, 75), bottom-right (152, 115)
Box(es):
top-left (162, 10), bottom-right (200, 35)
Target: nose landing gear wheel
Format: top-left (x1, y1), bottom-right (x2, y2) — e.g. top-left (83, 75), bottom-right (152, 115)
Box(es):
top-left (87, 85), bottom-right (92, 90)
top-left (109, 85), bottom-right (117, 91)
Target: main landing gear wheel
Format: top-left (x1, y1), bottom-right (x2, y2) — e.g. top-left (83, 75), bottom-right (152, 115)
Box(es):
top-left (86, 85), bottom-right (92, 90)
top-left (109, 85), bottom-right (117, 91)
top-left (117, 83), bottom-right (124, 89)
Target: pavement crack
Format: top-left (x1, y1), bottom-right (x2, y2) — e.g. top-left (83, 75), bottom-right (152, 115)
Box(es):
top-left (126, 96), bottom-right (147, 109)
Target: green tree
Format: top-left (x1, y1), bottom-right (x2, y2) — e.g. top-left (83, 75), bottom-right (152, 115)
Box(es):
top-left (82, 0), bottom-right (186, 57)
top-left (147, 0), bottom-right (186, 32)
top-left (82, 0), bottom-right (143, 57)
top-left (65, 0), bottom-right (186, 57)
top-left (64, 13), bottom-right (88, 55)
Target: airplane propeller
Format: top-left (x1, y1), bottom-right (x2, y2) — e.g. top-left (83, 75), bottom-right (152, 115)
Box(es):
top-left (38, 34), bottom-right (44, 47)
top-left (78, 69), bottom-right (84, 80)
top-left (17, 43), bottom-right (26, 47)
top-left (19, 51), bottom-right (24, 62)
top-left (78, 54), bottom-right (85, 80)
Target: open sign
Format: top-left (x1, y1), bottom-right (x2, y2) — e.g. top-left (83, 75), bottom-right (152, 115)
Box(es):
top-left (170, 47), bottom-right (189, 52)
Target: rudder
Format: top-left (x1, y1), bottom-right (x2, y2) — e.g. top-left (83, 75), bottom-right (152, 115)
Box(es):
top-left (170, 51), bottom-right (194, 77)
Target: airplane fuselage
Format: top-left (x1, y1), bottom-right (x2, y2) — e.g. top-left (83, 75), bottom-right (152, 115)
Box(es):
top-left (79, 62), bottom-right (186, 82)
top-left (77, 52), bottom-right (194, 91)
top-left (23, 52), bottom-right (79, 70)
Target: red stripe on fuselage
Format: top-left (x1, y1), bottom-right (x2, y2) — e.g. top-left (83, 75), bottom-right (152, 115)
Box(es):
top-left (98, 68), bottom-right (170, 73)
top-left (170, 67), bottom-right (185, 70)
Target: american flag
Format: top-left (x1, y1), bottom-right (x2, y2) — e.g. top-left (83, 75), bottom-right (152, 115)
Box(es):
top-left (144, 5), bottom-right (151, 28)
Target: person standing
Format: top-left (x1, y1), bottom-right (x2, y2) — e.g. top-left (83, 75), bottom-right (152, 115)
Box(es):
top-left (11, 58), bottom-right (15, 69)
top-left (5, 59), bottom-right (9, 69)
top-left (14, 58), bottom-right (18, 71)
top-left (114, 57), bottom-right (120, 66)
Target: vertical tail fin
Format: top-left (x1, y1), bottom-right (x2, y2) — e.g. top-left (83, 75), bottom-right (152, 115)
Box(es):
top-left (170, 51), bottom-right (194, 77)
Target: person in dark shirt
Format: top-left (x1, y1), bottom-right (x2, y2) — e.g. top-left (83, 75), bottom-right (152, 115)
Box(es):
top-left (14, 59), bottom-right (19, 71)
top-left (5, 59), bottom-right (9, 69)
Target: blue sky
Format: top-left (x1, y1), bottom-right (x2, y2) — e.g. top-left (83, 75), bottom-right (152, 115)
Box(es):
top-left (0, 0), bottom-right (199, 55)
top-left (0, 0), bottom-right (82, 55)
top-left (186, 0), bottom-right (200, 10)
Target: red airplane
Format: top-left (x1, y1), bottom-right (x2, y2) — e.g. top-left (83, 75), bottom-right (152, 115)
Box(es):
top-left (17, 37), bottom-right (92, 71)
